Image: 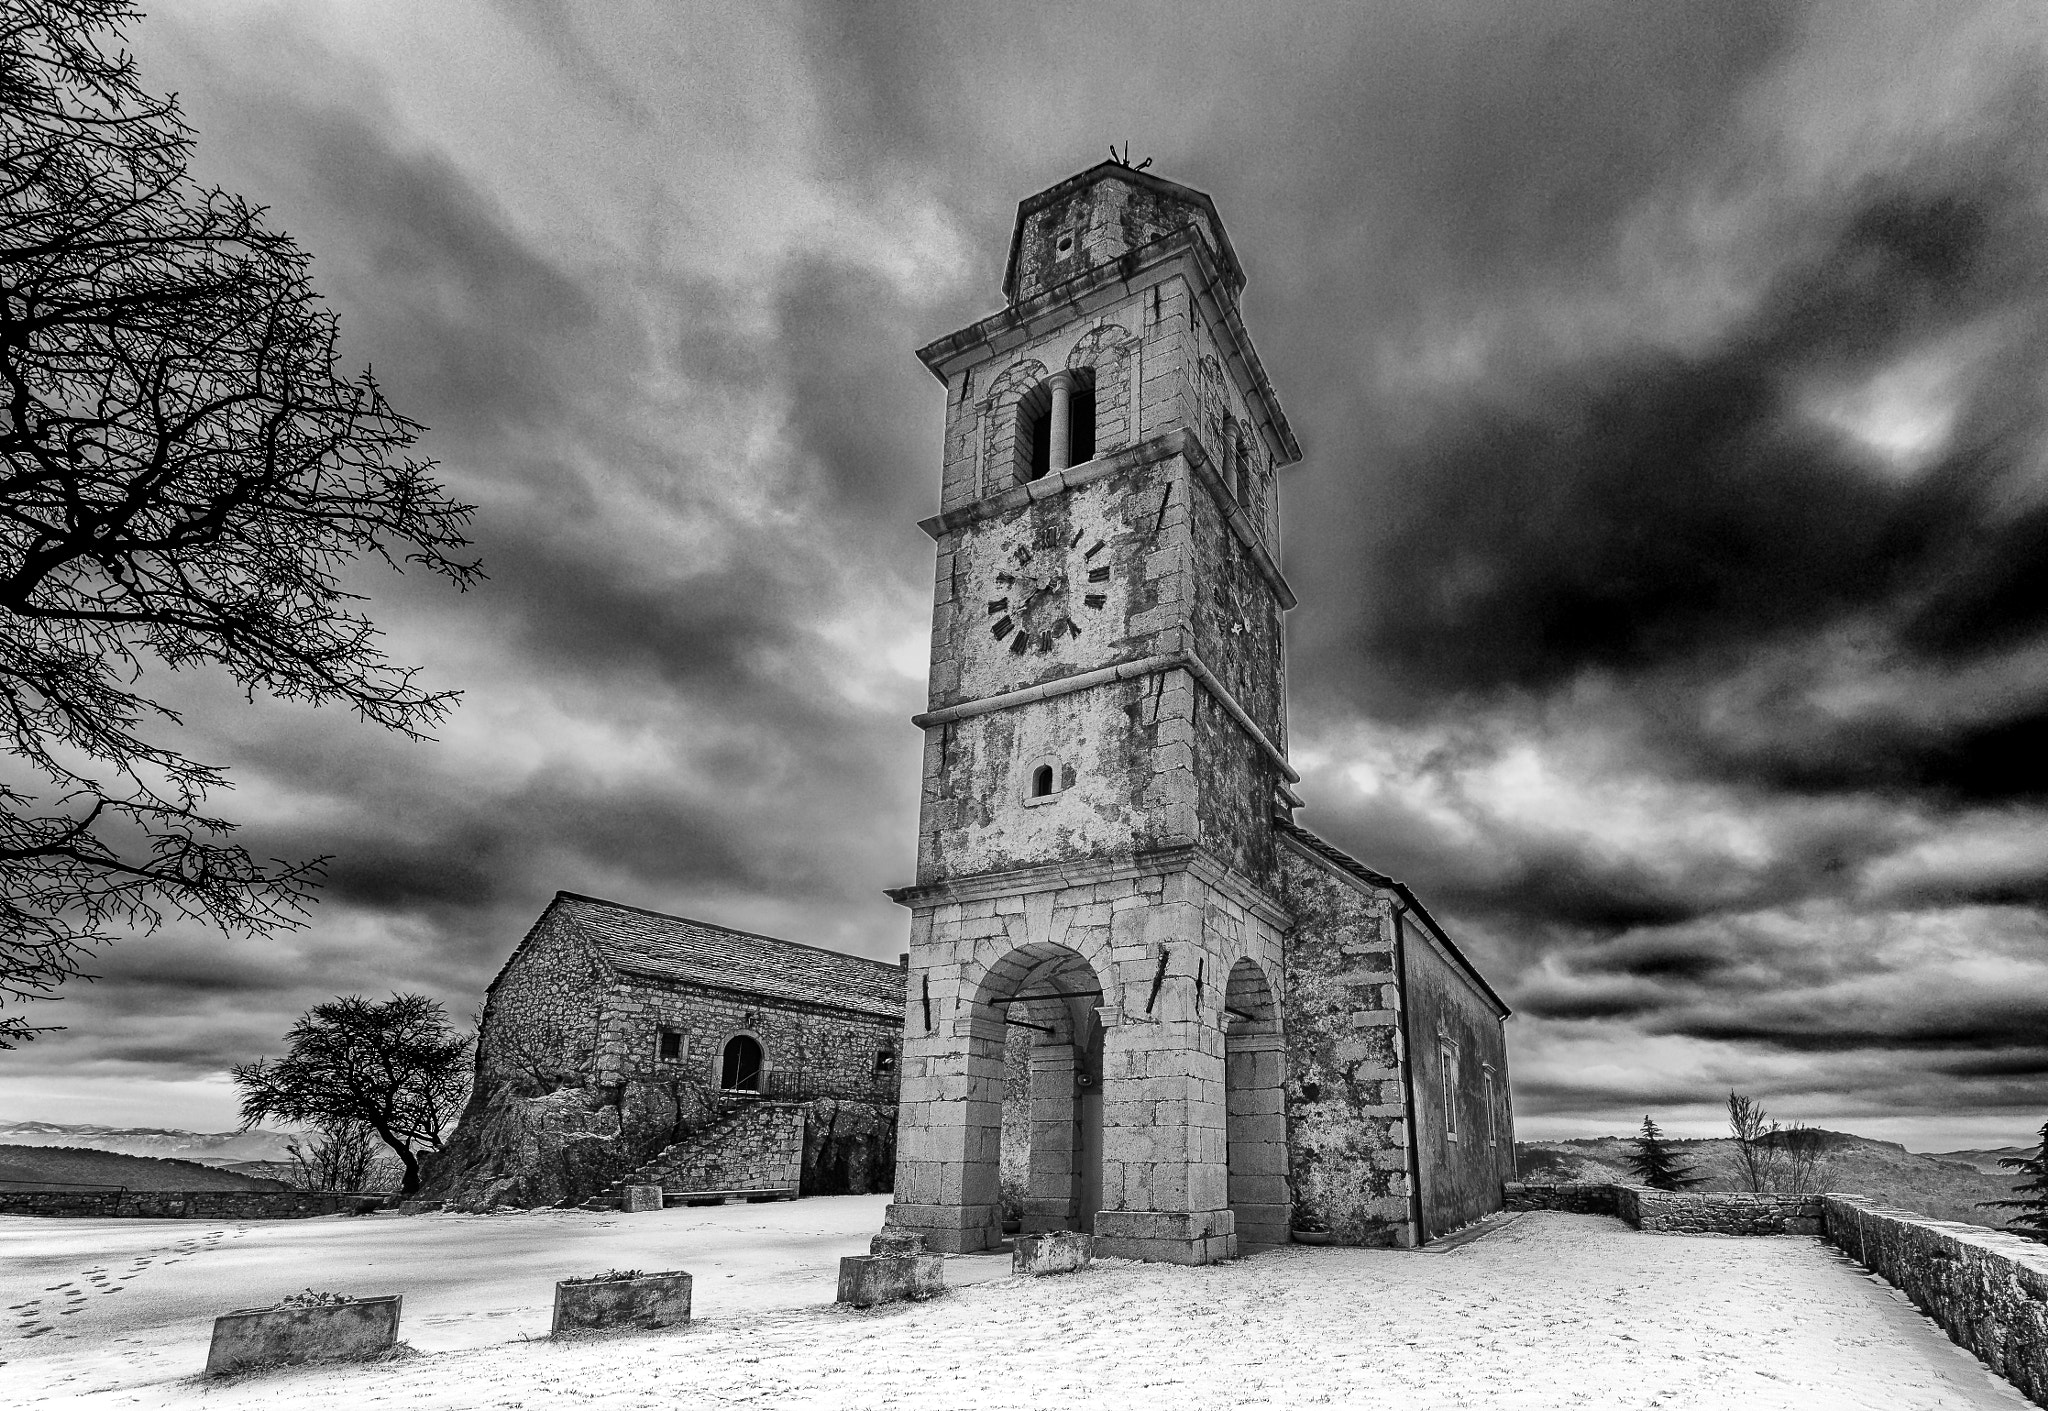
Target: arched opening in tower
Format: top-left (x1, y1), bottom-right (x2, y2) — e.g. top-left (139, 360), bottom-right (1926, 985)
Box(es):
top-left (1224, 957), bottom-right (1289, 1249)
top-left (980, 945), bottom-right (1105, 1242)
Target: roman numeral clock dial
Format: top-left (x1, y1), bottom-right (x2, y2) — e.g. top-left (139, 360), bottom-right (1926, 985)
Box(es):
top-left (986, 530), bottom-right (1113, 655)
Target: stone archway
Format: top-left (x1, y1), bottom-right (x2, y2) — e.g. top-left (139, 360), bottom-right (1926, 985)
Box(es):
top-left (983, 944), bottom-right (1105, 1238)
top-left (1224, 957), bottom-right (1288, 1248)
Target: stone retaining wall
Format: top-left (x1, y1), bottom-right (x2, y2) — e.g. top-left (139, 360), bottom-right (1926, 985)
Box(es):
top-left (1502, 1182), bottom-right (1620, 1216)
top-left (1617, 1185), bottom-right (1823, 1236)
top-left (0, 1190), bottom-right (367, 1219)
top-left (1825, 1196), bottom-right (2048, 1407)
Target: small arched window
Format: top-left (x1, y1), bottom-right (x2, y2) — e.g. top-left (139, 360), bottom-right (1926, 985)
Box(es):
top-left (1032, 764), bottom-right (1055, 797)
top-left (720, 1034), bottom-right (763, 1092)
top-left (1018, 371), bottom-right (1097, 483)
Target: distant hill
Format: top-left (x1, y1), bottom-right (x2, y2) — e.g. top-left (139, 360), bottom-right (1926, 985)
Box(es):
top-left (0, 1121), bottom-right (302, 1165)
top-left (1514, 1130), bottom-right (2031, 1230)
top-left (0, 1144), bottom-right (290, 1192)
top-left (1927, 1147), bottom-right (2031, 1175)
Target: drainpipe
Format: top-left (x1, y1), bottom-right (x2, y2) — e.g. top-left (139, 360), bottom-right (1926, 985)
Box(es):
top-left (1391, 902), bottom-right (1426, 1247)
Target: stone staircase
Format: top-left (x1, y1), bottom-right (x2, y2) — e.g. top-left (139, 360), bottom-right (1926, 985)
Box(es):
top-left (582, 1098), bottom-right (806, 1211)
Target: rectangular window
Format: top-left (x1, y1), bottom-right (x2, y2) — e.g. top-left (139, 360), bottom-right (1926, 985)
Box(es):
top-left (1484, 1067), bottom-right (1497, 1147)
top-left (657, 1029), bottom-right (683, 1062)
top-left (1440, 1044), bottom-right (1458, 1140)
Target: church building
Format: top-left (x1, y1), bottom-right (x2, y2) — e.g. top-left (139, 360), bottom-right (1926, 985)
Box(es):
top-left (434, 163), bottom-right (1513, 1249)
top-left (881, 160), bottom-right (1514, 1260)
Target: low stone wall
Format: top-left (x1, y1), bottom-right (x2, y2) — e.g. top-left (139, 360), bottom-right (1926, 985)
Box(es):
top-left (1825, 1196), bottom-right (2048, 1407)
top-left (1502, 1182), bottom-right (1619, 1216)
top-left (1617, 1185), bottom-right (1823, 1236)
top-left (0, 1190), bottom-right (369, 1220)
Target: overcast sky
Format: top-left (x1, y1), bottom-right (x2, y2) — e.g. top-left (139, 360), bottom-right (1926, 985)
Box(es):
top-left (5, 1), bottom-right (2045, 1152)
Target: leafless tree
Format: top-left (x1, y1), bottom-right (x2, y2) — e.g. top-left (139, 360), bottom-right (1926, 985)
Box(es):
top-left (0, 2), bottom-right (476, 1044)
top-left (1727, 1090), bottom-right (1778, 1193)
top-left (1773, 1122), bottom-right (1833, 1195)
top-left (283, 1120), bottom-right (378, 1193)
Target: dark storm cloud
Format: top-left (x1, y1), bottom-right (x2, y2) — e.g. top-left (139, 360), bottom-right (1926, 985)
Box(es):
top-left (1352, 169), bottom-right (2048, 716)
top-left (13, 2), bottom-right (2041, 1147)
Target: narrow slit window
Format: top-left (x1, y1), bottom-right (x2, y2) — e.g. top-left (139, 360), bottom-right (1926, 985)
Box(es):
top-left (1441, 1045), bottom-right (1458, 1139)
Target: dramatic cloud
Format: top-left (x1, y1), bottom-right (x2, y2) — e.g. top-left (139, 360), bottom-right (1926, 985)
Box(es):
top-left (3, 1), bottom-right (2043, 1151)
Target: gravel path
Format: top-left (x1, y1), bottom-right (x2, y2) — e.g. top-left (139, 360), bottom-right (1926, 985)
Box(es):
top-left (1, 1203), bottom-right (2030, 1409)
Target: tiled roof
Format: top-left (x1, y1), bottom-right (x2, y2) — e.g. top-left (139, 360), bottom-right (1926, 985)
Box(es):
top-left (548, 892), bottom-right (905, 1020)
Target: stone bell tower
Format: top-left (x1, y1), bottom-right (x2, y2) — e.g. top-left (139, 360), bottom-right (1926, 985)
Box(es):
top-left (883, 161), bottom-right (1304, 1263)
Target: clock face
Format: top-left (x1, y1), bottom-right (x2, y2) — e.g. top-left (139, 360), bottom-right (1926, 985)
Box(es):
top-left (985, 529), bottom-right (1114, 656)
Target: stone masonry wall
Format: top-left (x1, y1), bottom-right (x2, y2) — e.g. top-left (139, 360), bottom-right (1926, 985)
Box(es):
top-left (598, 976), bottom-right (900, 1098)
top-left (1825, 1196), bottom-right (2048, 1406)
top-left (1501, 1182), bottom-right (1620, 1217)
top-left (1275, 843), bottom-right (1412, 1247)
top-left (1617, 1185), bottom-right (1823, 1236)
top-left (1504, 1182), bottom-right (1822, 1234)
top-left (893, 859), bottom-right (1286, 1262)
top-left (0, 1190), bottom-right (366, 1219)
top-left (1402, 910), bottom-right (1515, 1238)
top-left (638, 1101), bottom-right (806, 1195)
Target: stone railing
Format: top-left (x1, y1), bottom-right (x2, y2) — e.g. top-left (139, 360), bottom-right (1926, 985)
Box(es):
top-left (0, 1189), bottom-right (378, 1220)
top-left (1825, 1196), bottom-right (2047, 1407)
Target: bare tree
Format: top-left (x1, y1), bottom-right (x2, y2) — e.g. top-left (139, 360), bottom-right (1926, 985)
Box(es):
top-left (283, 1120), bottom-right (377, 1193)
top-left (234, 994), bottom-right (471, 1195)
top-left (1773, 1122), bottom-right (1833, 1195)
top-left (1727, 1091), bottom-right (1778, 1193)
top-left (0, 2), bottom-right (477, 1044)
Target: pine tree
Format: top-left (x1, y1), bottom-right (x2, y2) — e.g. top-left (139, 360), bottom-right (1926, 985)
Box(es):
top-left (1627, 1116), bottom-right (1703, 1192)
top-left (1981, 1119), bottom-right (2048, 1243)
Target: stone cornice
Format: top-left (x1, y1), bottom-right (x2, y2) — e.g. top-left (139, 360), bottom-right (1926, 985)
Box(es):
top-left (916, 233), bottom-right (1300, 467)
top-left (885, 842), bottom-right (1291, 931)
top-left (911, 642), bottom-right (1299, 786)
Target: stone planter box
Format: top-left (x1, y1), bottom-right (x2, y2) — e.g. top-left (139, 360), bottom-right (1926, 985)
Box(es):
top-left (551, 1271), bottom-right (693, 1335)
top-left (205, 1295), bottom-right (401, 1375)
top-left (1014, 1230), bottom-right (1091, 1276)
top-left (837, 1252), bottom-right (944, 1308)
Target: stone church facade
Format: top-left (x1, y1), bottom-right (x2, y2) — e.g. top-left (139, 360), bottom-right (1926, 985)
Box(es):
top-left (882, 162), bottom-right (1514, 1260)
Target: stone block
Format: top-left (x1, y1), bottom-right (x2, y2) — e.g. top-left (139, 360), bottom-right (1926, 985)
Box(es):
top-left (836, 1253), bottom-right (946, 1308)
top-left (870, 1228), bottom-right (929, 1256)
top-left (621, 1184), bottom-right (664, 1213)
top-left (205, 1295), bottom-right (402, 1376)
top-left (551, 1271), bottom-right (692, 1335)
top-left (1013, 1230), bottom-right (1093, 1276)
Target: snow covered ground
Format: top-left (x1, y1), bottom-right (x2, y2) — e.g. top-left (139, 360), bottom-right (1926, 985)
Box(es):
top-left (1, 1198), bottom-right (2030, 1409)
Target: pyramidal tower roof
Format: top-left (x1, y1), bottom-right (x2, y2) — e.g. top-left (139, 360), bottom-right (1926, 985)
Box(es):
top-left (1001, 160), bottom-right (1245, 306)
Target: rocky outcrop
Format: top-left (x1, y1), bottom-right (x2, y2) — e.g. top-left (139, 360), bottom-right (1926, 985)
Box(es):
top-left (802, 1099), bottom-right (896, 1197)
top-left (422, 1076), bottom-right (720, 1211)
top-left (424, 1078), bottom-right (896, 1211)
